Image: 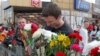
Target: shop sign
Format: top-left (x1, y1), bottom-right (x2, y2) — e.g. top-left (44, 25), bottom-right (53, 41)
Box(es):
top-left (31, 0), bottom-right (41, 7)
top-left (74, 0), bottom-right (90, 12)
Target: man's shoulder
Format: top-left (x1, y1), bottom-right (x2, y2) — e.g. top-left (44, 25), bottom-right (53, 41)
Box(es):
top-left (44, 25), bottom-right (53, 31)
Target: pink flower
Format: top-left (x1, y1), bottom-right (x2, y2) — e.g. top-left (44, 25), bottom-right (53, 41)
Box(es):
top-left (70, 44), bottom-right (82, 53)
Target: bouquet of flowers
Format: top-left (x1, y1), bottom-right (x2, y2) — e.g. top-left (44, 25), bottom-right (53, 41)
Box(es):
top-left (24, 23), bottom-right (57, 55)
top-left (46, 34), bottom-right (71, 56)
top-left (68, 32), bottom-right (83, 53)
top-left (32, 28), bottom-right (57, 48)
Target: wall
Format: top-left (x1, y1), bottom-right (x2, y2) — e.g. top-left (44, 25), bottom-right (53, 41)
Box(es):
top-left (9, 0), bottom-right (42, 7)
top-left (52, 0), bottom-right (73, 10)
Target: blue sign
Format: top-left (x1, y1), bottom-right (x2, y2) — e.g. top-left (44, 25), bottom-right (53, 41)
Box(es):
top-left (74, 0), bottom-right (90, 12)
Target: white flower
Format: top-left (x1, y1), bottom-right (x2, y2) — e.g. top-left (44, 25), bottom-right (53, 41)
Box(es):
top-left (42, 29), bottom-right (57, 42)
top-left (32, 28), bottom-right (44, 39)
top-left (32, 28), bottom-right (57, 42)
top-left (24, 24), bottom-right (32, 31)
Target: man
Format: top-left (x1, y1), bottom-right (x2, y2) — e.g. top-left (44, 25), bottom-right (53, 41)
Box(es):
top-left (79, 20), bottom-right (90, 55)
top-left (42, 3), bottom-right (73, 35)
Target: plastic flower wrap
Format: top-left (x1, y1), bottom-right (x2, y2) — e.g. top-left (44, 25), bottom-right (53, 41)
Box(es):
top-left (82, 40), bottom-right (100, 55)
top-left (46, 34), bottom-right (71, 56)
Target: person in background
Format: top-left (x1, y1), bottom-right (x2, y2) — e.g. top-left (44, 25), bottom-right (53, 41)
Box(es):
top-left (18, 18), bottom-right (39, 56)
top-left (90, 25), bottom-right (98, 41)
top-left (96, 26), bottom-right (100, 40)
top-left (17, 18), bottom-right (28, 56)
top-left (18, 18), bottom-right (35, 56)
top-left (79, 20), bottom-right (90, 55)
top-left (42, 3), bottom-right (73, 35)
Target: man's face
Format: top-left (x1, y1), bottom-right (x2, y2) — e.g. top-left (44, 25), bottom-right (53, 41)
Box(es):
top-left (18, 19), bottom-right (26, 29)
top-left (84, 22), bottom-right (89, 28)
top-left (44, 16), bottom-right (58, 28)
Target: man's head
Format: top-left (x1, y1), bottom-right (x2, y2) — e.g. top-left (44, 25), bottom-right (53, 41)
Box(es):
top-left (42, 3), bottom-right (62, 28)
top-left (84, 20), bottom-right (90, 28)
top-left (18, 18), bottom-right (26, 29)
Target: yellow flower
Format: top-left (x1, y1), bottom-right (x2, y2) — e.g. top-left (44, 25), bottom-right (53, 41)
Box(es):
top-left (62, 36), bottom-right (71, 47)
top-left (50, 40), bottom-right (55, 47)
top-left (55, 41), bottom-right (58, 45)
top-left (57, 34), bottom-right (67, 42)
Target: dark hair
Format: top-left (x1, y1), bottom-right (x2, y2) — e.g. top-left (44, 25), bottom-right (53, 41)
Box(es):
top-left (42, 3), bottom-right (61, 19)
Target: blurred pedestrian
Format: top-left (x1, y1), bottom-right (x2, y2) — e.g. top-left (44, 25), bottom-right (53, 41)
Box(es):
top-left (96, 26), bottom-right (100, 40)
top-left (79, 20), bottom-right (90, 55)
top-left (90, 25), bottom-right (98, 41)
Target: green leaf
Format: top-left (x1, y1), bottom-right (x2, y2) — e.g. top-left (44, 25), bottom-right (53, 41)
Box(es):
top-left (52, 35), bottom-right (57, 40)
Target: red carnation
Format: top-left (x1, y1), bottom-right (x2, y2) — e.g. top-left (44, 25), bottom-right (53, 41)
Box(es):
top-left (31, 23), bottom-right (38, 33)
top-left (75, 33), bottom-right (82, 41)
top-left (8, 30), bottom-right (15, 36)
top-left (69, 33), bottom-right (76, 37)
top-left (69, 33), bottom-right (82, 41)
top-left (90, 47), bottom-right (100, 56)
top-left (56, 51), bottom-right (66, 56)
